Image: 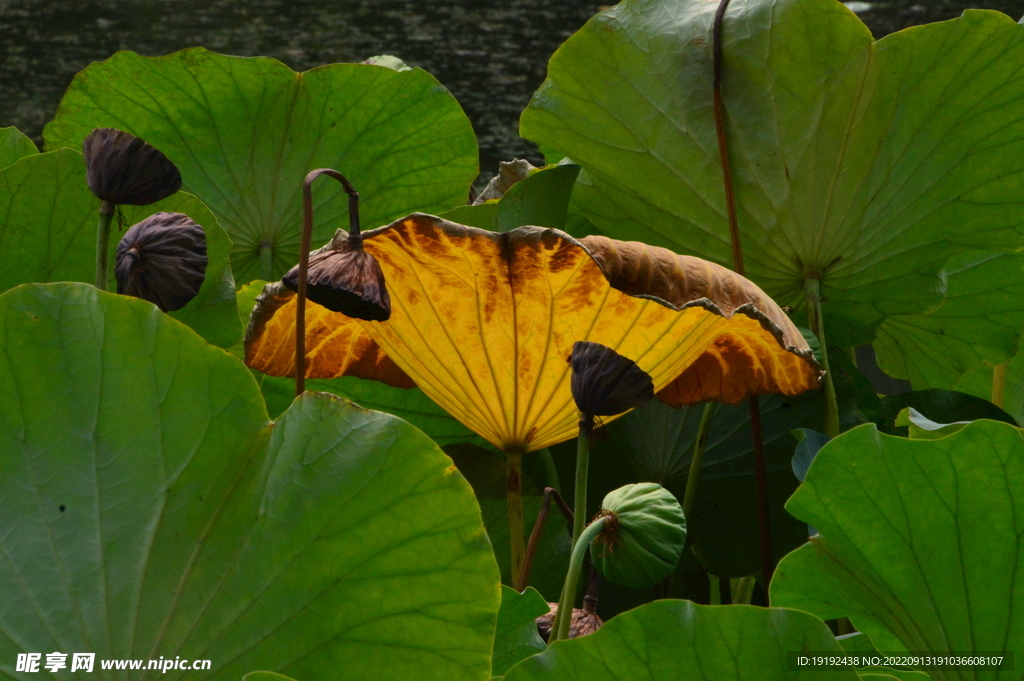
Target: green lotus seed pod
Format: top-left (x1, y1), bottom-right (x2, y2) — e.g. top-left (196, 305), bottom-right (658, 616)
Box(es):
top-left (591, 482), bottom-right (686, 588)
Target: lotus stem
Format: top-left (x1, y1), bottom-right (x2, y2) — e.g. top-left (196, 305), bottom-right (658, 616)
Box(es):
top-left (682, 402), bottom-right (718, 520)
top-left (993, 363), bottom-right (1008, 408)
top-left (572, 414), bottom-right (594, 551)
top-left (551, 514), bottom-right (609, 642)
top-left (517, 486), bottom-right (574, 592)
top-left (296, 168), bottom-right (360, 397)
top-left (537, 448), bottom-right (561, 493)
top-left (805, 277), bottom-right (839, 438)
top-left (507, 450), bottom-right (526, 587)
top-left (731, 575), bottom-right (755, 604)
top-left (712, 0), bottom-right (776, 595)
top-left (95, 201), bottom-right (115, 290)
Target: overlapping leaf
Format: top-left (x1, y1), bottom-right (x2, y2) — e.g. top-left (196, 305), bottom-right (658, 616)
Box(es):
top-left (0, 148), bottom-right (239, 347)
top-left (44, 48), bottom-right (479, 282)
top-left (771, 422), bottom-right (1024, 676)
top-left (521, 0), bottom-right (1024, 340)
top-left (0, 283), bottom-right (500, 681)
top-left (246, 214), bottom-right (818, 452)
top-left (873, 251), bottom-right (1024, 390)
top-left (502, 600), bottom-right (858, 680)
top-left (0, 126), bottom-right (36, 170)
top-left (492, 586), bottom-right (548, 677)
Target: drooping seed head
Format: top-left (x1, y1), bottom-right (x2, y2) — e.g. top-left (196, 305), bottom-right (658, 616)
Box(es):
top-left (115, 212), bottom-right (207, 312)
top-left (282, 248), bottom-right (391, 322)
top-left (569, 341), bottom-right (654, 416)
top-left (535, 601), bottom-right (604, 642)
top-left (83, 128), bottom-right (182, 206)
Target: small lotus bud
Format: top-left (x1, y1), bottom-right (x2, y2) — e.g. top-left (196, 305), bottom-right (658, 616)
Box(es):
top-left (591, 483), bottom-right (687, 588)
top-left (535, 597), bottom-right (604, 642)
top-left (83, 128), bottom-right (182, 206)
top-left (115, 212), bottom-right (207, 312)
top-left (282, 248), bottom-right (391, 322)
top-left (569, 341), bottom-right (654, 416)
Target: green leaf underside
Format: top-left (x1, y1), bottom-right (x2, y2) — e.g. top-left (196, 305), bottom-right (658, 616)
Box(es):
top-left (0, 127), bottom-right (37, 170)
top-left (440, 164), bottom-right (581, 232)
top-left (955, 350), bottom-right (1024, 426)
top-left (0, 283), bottom-right (499, 681)
top-left (771, 422), bottom-right (1024, 669)
top-left (43, 48), bottom-right (479, 283)
top-left (0, 148), bottom-right (240, 347)
top-left (522, 0), bottom-right (1024, 338)
top-left (261, 375), bottom-right (492, 449)
top-left (874, 251), bottom-right (1024, 391)
top-left (502, 600), bottom-right (858, 680)
top-left (492, 587), bottom-right (548, 677)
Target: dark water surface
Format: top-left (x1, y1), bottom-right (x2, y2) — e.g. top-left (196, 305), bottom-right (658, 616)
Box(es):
top-left (1, 0), bottom-right (1022, 181)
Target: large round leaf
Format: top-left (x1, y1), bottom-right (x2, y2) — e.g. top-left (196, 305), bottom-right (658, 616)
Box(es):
top-left (521, 0), bottom-right (1024, 339)
top-left (0, 283), bottom-right (499, 681)
top-left (873, 251), bottom-right (1024, 391)
top-left (0, 148), bottom-right (239, 347)
top-left (771, 421), bottom-right (1024, 672)
top-left (502, 600), bottom-right (858, 680)
top-left (44, 48), bottom-right (479, 283)
top-left (492, 586), bottom-right (548, 678)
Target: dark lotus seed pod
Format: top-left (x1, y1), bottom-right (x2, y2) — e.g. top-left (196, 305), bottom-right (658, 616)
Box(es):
top-left (83, 128), bottom-right (182, 205)
top-left (115, 212), bottom-right (207, 312)
top-left (569, 341), bottom-right (654, 416)
top-left (282, 248), bottom-right (391, 322)
top-left (535, 597), bottom-right (603, 642)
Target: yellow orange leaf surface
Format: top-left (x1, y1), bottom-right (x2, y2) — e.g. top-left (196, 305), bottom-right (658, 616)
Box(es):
top-left (247, 215), bottom-right (819, 452)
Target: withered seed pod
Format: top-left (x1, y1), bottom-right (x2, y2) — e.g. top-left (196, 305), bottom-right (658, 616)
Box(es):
top-left (569, 341), bottom-right (654, 416)
top-left (282, 247), bottom-right (391, 322)
top-left (536, 596), bottom-right (604, 642)
top-left (83, 128), bottom-right (182, 206)
top-left (115, 212), bottom-right (207, 312)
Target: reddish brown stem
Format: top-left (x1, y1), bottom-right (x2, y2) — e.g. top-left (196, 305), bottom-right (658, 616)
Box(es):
top-left (516, 487), bottom-right (574, 592)
top-left (296, 169), bottom-right (360, 396)
top-left (712, 0), bottom-right (775, 593)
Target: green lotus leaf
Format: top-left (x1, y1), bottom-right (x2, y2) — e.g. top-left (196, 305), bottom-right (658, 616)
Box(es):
top-left (879, 389), bottom-right (1017, 430)
top-left (771, 421), bottom-right (1024, 668)
top-left (873, 251), bottom-right (1024, 390)
top-left (591, 483), bottom-right (686, 588)
top-left (492, 586), bottom-right (548, 677)
top-left (44, 48), bottom-right (478, 283)
top-left (0, 148), bottom-right (240, 347)
top-left (894, 407), bottom-right (971, 440)
top-left (446, 444), bottom-right (571, 601)
top-left (838, 635), bottom-right (932, 681)
top-left (502, 599), bottom-right (859, 680)
top-left (521, 0), bottom-right (1024, 339)
top-left (440, 163), bottom-right (580, 232)
top-left (260, 375), bottom-right (491, 448)
top-left (0, 283), bottom-right (499, 681)
top-left (0, 126), bottom-right (37, 170)
top-left (242, 674), bottom-right (298, 681)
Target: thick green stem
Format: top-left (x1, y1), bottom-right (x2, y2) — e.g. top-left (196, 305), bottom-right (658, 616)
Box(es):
top-left (993, 363), bottom-right (1008, 409)
top-left (551, 515), bottom-right (609, 642)
top-left (805, 277), bottom-right (840, 439)
top-left (507, 451), bottom-right (526, 587)
top-left (95, 202), bottom-right (115, 290)
top-left (537, 448), bottom-right (561, 493)
top-left (682, 402), bottom-right (718, 520)
top-left (572, 416), bottom-right (594, 552)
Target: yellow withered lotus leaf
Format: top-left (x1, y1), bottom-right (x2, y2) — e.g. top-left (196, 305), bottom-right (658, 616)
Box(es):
top-left (580, 235), bottom-right (820, 406)
top-left (246, 215), bottom-right (820, 452)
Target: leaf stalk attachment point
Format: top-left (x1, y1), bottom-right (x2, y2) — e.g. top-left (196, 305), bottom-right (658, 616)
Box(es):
top-left (805, 277), bottom-right (839, 439)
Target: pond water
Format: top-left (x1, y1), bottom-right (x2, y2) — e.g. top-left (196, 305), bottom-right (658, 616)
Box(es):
top-left (1, 0), bottom-right (1021, 180)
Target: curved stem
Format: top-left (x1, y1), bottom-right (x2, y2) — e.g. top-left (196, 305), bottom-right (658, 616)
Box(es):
top-left (572, 415), bottom-right (594, 551)
top-left (517, 487), bottom-right (573, 592)
top-left (537, 448), bottom-right (561, 493)
top-left (296, 168), bottom-right (360, 396)
top-left (550, 515), bottom-right (609, 642)
top-left (95, 201), bottom-right (115, 290)
top-left (507, 450), bottom-right (526, 587)
top-left (805, 277), bottom-right (839, 438)
top-left (993, 363), bottom-right (1008, 409)
top-left (682, 402), bottom-right (718, 520)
